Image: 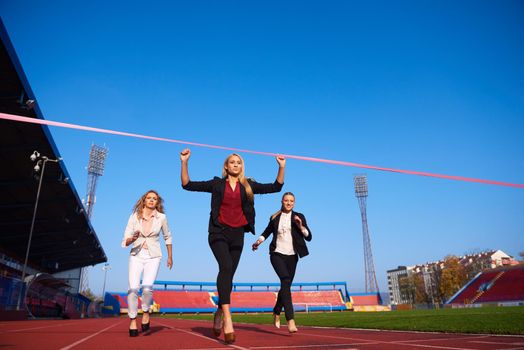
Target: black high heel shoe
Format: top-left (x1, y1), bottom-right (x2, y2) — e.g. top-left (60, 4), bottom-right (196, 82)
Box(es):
top-left (141, 311), bottom-right (151, 332)
top-left (129, 318), bottom-right (139, 337)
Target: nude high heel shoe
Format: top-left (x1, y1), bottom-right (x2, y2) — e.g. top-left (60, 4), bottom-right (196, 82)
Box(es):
top-left (223, 316), bottom-right (235, 344)
top-left (273, 314), bottom-right (281, 329)
top-left (224, 331), bottom-right (236, 344)
top-left (212, 310), bottom-right (223, 337)
top-left (288, 319), bottom-right (298, 333)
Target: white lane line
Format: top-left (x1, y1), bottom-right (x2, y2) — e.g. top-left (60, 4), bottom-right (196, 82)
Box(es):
top-left (292, 331), bottom-right (478, 350)
top-left (245, 327), bottom-right (380, 349)
top-left (296, 325), bottom-right (524, 338)
top-left (174, 348), bottom-right (235, 350)
top-left (292, 331), bottom-right (386, 344)
top-left (394, 345), bottom-right (475, 350)
top-left (58, 320), bottom-right (123, 350)
top-left (252, 344), bottom-right (361, 349)
top-left (470, 341), bottom-right (524, 345)
top-left (2, 321), bottom-right (85, 333)
top-left (161, 319), bottom-right (365, 349)
top-left (293, 329), bottom-right (488, 344)
top-left (398, 335), bottom-right (491, 343)
top-left (157, 321), bottom-right (249, 350)
top-left (159, 319), bottom-right (515, 350)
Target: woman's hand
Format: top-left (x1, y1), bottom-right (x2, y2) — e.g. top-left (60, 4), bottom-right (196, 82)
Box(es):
top-left (127, 230), bottom-right (140, 246)
top-left (180, 148), bottom-right (191, 162)
top-left (252, 238), bottom-right (263, 251)
top-left (166, 245), bottom-right (173, 269)
top-left (293, 215), bottom-right (304, 230)
top-left (276, 155), bottom-right (286, 168)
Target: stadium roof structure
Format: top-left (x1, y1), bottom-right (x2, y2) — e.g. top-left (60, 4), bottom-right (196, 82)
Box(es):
top-left (0, 20), bottom-right (107, 273)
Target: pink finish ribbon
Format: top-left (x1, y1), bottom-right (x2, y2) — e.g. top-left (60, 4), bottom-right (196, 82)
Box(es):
top-left (1, 112), bottom-right (522, 188)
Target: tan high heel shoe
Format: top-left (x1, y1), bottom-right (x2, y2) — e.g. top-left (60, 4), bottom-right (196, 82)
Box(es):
top-left (212, 310), bottom-right (223, 337)
top-left (273, 314), bottom-right (281, 329)
top-left (224, 331), bottom-right (236, 344)
top-left (223, 318), bottom-right (235, 343)
top-left (288, 319), bottom-right (298, 333)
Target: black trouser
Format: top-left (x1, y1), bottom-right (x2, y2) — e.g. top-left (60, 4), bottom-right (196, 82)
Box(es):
top-left (208, 226), bottom-right (245, 306)
top-left (270, 252), bottom-right (298, 320)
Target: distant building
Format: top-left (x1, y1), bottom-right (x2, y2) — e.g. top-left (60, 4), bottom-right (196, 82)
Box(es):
top-left (386, 250), bottom-right (517, 305)
top-left (459, 249), bottom-right (518, 269)
top-left (386, 265), bottom-right (414, 305)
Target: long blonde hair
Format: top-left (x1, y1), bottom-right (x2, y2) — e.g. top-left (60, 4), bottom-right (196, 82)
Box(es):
top-left (271, 192), bottom-right (295, 220)
top-left (133, 190), bottom-right (165, 219)
top-left (222, 153), bottom-right (254, 202)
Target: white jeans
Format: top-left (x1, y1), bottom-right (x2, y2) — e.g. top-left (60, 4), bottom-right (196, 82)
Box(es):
top-left (127, 249), bottom-right (161, 319)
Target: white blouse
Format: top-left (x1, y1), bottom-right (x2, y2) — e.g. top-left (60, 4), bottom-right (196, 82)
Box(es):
top-left (259, 212), bottom-right (309, 256)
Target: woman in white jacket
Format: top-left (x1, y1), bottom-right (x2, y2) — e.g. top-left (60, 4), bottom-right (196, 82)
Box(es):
top-left (122, 190), bottom-right (172, 337)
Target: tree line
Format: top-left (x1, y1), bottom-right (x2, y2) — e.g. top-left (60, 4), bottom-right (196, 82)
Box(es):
top-left (398, 255), bottom-right (495, 305)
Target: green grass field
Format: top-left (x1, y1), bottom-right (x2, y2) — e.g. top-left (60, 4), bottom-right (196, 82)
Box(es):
top-left (165, 306), bottom-right (524, 335)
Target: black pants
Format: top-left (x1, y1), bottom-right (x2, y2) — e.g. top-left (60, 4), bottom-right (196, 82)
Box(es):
top-left (270, 252), bottom-right (298, 320)
top-left (208, 226), bottom-right (245, 306)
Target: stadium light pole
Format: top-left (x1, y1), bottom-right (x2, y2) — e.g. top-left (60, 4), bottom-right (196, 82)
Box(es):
top-left (354, 174), bottom-right (380, 294)
top-left (17, 151), bottom-right (61, 310)
top-left (79, 144), bottom-right (108, 293)
top-left (101, 263), bottom-right (111, 299)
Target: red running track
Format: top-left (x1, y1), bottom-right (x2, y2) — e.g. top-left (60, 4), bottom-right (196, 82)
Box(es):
top-left (1, 317), bottom-right (523, 350)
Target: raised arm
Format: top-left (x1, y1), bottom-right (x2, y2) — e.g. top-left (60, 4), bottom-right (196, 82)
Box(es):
top-left (275, 155), bottom-right (286, 184)
top-left (249, 155), bottom-right (286, 194)
top-left (180, 148), bottom-right (191, 186)
top-left (180, 148), bottom-right (215, 192)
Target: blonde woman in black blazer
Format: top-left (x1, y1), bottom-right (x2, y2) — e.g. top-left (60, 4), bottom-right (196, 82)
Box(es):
top-left (252, 192), bottom-right (312, 333)
top-left (181, 148), bottom-right (285, 344)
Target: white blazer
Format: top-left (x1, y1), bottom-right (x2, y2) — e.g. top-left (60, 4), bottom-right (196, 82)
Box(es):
top-left (121, 211), bottom-right (172, 258)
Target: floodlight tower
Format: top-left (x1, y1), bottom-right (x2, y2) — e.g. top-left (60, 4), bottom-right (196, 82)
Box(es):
top-left (85, 144), bottom-right (108, 218)
top-left (354, 175), bottom-right (380, 294)
top-left (79, 144), bottom-right (108, 292)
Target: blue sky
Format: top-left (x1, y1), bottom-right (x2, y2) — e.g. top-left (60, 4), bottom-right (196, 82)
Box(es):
top-left (2, 1), bottom-right (523, 296)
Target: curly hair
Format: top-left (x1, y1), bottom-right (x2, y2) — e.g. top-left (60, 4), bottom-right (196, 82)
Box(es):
top-left (132, 190), bottom-right (165, 219)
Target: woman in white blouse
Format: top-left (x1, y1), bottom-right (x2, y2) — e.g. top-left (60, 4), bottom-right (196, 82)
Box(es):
top-left (252, 192), bottom-right (312, 333)
top-left (122, 190), bottom-right (173, 337)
